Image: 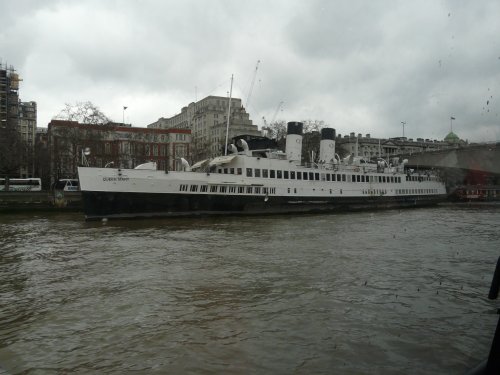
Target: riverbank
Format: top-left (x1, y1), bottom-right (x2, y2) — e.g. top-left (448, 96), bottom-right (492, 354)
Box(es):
top-left (1, 191), bottom-right (499, 214)
top-left (0, 191), bottom-right (82, 213)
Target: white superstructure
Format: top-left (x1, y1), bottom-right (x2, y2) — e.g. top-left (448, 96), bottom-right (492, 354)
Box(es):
top-left (78, 122), bottom-right (447, 220)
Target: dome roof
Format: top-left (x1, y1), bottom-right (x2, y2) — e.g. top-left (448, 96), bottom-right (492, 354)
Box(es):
top-left (444, 131), bottom-right (460, 144)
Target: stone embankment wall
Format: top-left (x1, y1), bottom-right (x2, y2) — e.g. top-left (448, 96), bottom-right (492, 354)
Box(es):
top-left (0, 191), bottom-right (82, 212)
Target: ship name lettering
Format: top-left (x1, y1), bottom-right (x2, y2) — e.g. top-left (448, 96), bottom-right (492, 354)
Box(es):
top-left (103, 177), bottom-right (129, 182)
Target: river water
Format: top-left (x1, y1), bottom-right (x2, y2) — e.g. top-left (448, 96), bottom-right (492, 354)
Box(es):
top-left (0, 204), bottom-right (499, 374)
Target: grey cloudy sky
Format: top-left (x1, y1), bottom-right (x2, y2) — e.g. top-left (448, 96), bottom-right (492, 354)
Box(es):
top-left (1, 0), bottom-right (499, 142)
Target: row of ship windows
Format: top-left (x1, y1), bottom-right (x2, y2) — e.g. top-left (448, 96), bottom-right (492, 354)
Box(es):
top-left (180, 184), bottom-right (277, 195)
top-left (220, 167), bottom-right (403, 183)
top-left (179, 184), bottom-right (440, 196)
top-left (362, 188), bottom-right (440, 195)
top-left (217, 167), bottom-right (434, 183)
top-left (399, 188), bottom-right (439, 194)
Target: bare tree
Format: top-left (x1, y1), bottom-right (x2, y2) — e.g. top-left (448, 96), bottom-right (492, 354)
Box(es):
top-left (262, 120), bottom-right (287, 150)
top-left (50, 123), bottom-right (107, 181)
top-left (302, 131), bottom-right (321, 163)
top-left (190, 137), bottom-right (212, 164)
top-left (34, 137), bottom-right (50, 189)
top-left (263, 120), bottom-right (287, 140)
top-left (0, 128), bottom-right (30, 180)
top-left (51, 126), bottom-right (82, 180)
top-left (54, 101), bottom-right (111, 124)
top-left (300, 120), bottom-right (326, 163)
top-left (301, 119), bottom-right (326, 133)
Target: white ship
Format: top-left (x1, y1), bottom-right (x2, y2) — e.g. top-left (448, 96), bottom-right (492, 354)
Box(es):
top-left (77, 122), bottom-right (447, 220)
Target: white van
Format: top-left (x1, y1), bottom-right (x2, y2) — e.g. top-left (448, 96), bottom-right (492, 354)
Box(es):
top-left (56, 179), bottom-right (80, 191)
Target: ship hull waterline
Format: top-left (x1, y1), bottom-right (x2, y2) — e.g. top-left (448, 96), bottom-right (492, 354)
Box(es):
top-left (81, 191), bottom-right (446, 220)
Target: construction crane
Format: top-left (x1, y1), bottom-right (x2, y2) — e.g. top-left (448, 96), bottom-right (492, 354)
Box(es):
top-left (262, 116), bottom-right (268, 127)
top-left (245, 60), bottom-right (260, 109)
top-left (271, 101), bottom-right (284, 123)
top-left (261, 116), bottom-right (271, 138)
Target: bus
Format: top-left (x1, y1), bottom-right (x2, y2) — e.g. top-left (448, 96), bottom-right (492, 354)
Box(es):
top-left (0, 178), bottom-right (42, 192)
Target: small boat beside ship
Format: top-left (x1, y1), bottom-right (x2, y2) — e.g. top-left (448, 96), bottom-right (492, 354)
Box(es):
top-left (77, 122), bottom-right (447, 220)
top-left (449, 185), bottom-right (500, 202)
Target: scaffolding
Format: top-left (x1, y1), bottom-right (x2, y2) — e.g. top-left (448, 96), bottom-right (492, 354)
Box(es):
top-left (0, 62), bottom-right (21, 130)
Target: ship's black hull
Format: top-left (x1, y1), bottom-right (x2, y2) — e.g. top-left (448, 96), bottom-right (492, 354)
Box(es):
top-left (81, 191), bottom-right (446, 220)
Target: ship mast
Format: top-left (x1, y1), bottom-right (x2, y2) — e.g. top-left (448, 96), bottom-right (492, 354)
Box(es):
top-left (224, 74), bottom-right (234, 156)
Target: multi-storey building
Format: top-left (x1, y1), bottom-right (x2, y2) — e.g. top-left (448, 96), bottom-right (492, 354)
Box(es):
top-left (1, 63), bottom-right (37, 177)
top-left (48, 120), bottom-right (191, 182)
top-left (18, 101), bottom-right (37, 177)
top-left (0, 63), bottom-right (20, 132)
top-left (336, 132), bottom-right (456, 159)
top-left (148, 95), bottom-right (260, 161)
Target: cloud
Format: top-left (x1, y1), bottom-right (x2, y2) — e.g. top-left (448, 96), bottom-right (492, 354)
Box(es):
top-left (1, 0), bottom-right (499, 142)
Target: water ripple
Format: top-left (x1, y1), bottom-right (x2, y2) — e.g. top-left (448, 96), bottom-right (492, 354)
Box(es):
top-left (0, 206), bottom-right (499, 374)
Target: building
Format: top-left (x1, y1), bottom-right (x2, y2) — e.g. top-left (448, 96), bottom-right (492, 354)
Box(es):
top-left (148, 95), bottom-right (260, 161)
top-left (0, 63), bottom-right (20, 132)
top-left (48, 120), bottom-right (191, 182)
top-left (0, 62), bottom-right (37, 178)
top-left (336, 132), bottom-right (453, 159)
top-left (34, 127), bottom-right (50, 188)
top-left (443, 130), bottom-right (467, 147)
top-left (18, 101), bottom-right (37, 177)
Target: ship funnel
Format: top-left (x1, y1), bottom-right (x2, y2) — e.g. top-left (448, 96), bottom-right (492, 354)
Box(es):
top-left (319, 128), bottom-right (336, 164)
top-left (285, 122), bottom-right (303, 162)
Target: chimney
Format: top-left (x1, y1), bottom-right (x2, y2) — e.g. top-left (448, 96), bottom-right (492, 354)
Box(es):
top-left (285, 122), bottom-right (303, 162)
top-left (319, 128), bottom-right (336, 164)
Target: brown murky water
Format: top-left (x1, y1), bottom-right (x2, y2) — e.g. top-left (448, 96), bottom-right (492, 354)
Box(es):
top-left (0, 205), bottom-right (499, 374)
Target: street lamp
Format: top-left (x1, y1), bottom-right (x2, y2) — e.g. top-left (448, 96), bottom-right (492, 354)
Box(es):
top-left (401, 121), bottom-right (406, 138)
top-left (81, 147), bottom-right (91, 167)
top-left (123, 106), bottom-right (128, 125)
